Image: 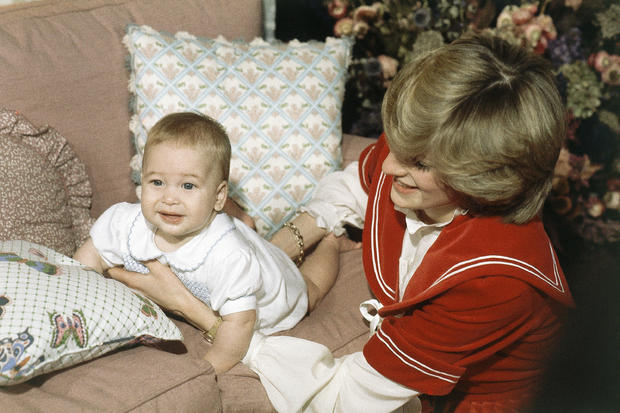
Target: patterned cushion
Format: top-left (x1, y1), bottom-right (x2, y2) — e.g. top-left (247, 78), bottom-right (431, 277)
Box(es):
top-left (0, 109), bottom-right (94, 256)
top-left (124, 24), bottom-right (352, 238)
top-left (0, 240), bottom-right (183, 386)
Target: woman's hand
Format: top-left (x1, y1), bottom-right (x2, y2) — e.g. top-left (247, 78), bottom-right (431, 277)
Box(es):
top-left (106, 261), bottom-right (220, 331)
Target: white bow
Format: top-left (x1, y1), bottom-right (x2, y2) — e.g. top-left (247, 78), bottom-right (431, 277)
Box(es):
top-left (359, 299), bottom-right (384, 336)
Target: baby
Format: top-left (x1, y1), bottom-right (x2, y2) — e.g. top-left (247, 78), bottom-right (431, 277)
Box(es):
top-left (74, 112), bottom-right (341, 372)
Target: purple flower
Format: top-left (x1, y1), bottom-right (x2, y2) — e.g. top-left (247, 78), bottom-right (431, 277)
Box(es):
top-left (547, 28), bottom-right (583, 67)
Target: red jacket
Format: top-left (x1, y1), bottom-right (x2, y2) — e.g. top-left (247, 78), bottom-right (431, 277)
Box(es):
top-left (359, 135), bottom-right (574, 412)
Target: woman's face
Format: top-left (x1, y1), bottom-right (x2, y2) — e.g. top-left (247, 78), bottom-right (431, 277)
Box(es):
top-left (381, 150), bottom-right (457, 223)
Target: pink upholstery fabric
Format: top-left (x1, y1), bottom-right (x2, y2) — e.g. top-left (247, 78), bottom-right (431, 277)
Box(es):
top-left (0, 0), bottom-right (263, 217)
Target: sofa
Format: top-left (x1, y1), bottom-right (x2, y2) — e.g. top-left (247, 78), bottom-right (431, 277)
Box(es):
top-left (0, 0), bottom-right (375, 411)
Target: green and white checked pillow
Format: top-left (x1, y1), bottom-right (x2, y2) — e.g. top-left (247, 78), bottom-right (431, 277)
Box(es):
top-left (0, 240), bottom-right (182, 386)
top-left (124, 24), bottom-right (352, 238)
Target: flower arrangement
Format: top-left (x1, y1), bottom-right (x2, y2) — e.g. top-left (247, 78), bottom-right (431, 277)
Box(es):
top-left (327, 0), bottom-right (620, 246)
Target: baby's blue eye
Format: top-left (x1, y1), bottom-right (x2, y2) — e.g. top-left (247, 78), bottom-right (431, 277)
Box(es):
top-left (182, 183), bottom-right (195, 190)
top-left (152, 179), bottom-right (163, 186)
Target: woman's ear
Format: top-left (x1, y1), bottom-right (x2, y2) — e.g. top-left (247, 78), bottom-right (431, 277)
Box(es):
top-left (214, 181), bottom-right (228, 212)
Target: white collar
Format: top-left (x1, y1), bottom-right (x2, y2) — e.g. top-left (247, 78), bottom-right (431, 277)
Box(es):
top-left (127, 212), bottom-right (236, 272)
top-left (395, 207), bottom-right (465, 235)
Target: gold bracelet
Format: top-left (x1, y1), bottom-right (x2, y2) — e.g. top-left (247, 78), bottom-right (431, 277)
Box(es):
top-left (284, 222), bottom-right (305, 267)
top-left (202, 316), bottom-right (223, 344)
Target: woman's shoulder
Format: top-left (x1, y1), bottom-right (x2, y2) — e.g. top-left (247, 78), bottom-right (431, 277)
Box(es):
top-left (447, 214), bottom-right (548, 246)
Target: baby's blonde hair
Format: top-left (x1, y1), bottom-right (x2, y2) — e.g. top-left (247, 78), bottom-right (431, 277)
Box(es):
top-left (382, 33), bottom-right (566, 223)
top-left (144, 112), bottom-right (231, 181)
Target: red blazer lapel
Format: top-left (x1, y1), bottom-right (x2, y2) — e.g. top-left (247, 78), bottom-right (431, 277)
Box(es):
top-left (380, 215), bottom-right (575, 316)
top-left (360, 134), bottom-right (405, 303)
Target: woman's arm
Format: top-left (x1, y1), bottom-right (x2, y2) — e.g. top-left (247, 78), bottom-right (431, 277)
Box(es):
top-left (270, 162), bottom-right (368, 260)
top-left (205, 309), bottom-right (256, 373)
top-left (106, 261), bottom-right (221, 333)
top-left (270, 212), bottom-right (327, 259)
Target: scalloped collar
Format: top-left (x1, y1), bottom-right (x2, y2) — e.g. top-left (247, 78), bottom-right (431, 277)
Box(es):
top-left (127, 211), bottom-right (236, 272)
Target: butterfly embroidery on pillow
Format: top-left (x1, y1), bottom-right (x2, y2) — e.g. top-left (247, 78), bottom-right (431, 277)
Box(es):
top-left (0, 252), bottom-right (61, 276)
top-left (49, 310), bottom-right (89, 349)
top-left (0, 328), bottom-right (42, 379)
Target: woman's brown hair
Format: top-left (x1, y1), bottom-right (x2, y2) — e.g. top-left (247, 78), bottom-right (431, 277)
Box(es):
top-left (382, 33), bottom-right (566, 223)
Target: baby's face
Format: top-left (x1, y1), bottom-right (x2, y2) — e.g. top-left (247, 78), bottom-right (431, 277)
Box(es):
top-left (140, 142), bottom-right (227, 250)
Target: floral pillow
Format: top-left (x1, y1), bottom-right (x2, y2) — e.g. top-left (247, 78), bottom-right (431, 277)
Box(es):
top-left (124, 24), bottom-right (352, 238)
top-left (0, 240), bottom-right (183, 386)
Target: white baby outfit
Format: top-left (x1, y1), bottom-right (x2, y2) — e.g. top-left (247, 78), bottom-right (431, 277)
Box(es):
top-left (89, 202), bottom-right (308, 335)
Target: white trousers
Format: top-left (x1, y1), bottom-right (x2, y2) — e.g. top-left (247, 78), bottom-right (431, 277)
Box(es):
top-left (243, 333), bottom-right (421, 413)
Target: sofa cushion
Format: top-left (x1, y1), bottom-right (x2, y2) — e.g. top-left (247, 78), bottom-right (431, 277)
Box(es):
top-left (0, 0), bottom-right (264, 217)
top-left (125, 24), bottom-right (353, 238)
top-left (0, 109), bottom-right (94, 257)
top-left (0, 240), bottom-right (183, 386)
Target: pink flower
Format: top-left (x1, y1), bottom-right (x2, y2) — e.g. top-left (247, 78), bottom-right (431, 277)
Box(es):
top-left (601, 58), bottom-right (620, 86)
top-left (496, 7), bottom-right (516, 28)
top-left (591, 51), bottom-right (612, 72)
top-left (352, 20), bottom-right (369, 39)
top-left (512, 7), bottom-right (534, 25)
top-left (522, 15), bottom-right (556, 53)
top-left (328, 0), bottom-right (348, 19)
top-left (565, 0), bottom-right (582, 11)
top-left (533, 15), bottom-right (556, 39)
top-left (524, 23), bottom-right (542, 47)
top-left (533, 36), bottom-right (548, 55)
top-left (353, 5), bottom-right (378, 22)
top-left (377, 54), bottom-right (399, 87)
top-left (522, 3), bottom-right (538, 15)
top-left (523, 23), bottom-right (548, 54)
top-left (334, 17), bottom-right (354, 37)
